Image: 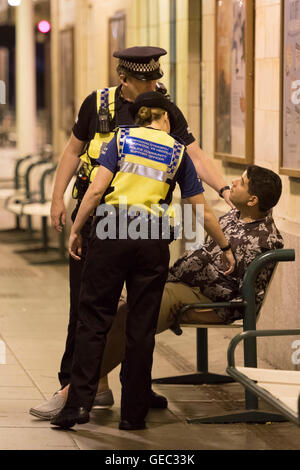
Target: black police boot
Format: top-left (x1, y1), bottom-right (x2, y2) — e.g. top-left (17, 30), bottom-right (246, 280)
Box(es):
top-left (50, 406), bottom-right (89, 429)
top-left (119, 419), bottom-right (146, 431)
top-left (149, 390), bottom-right (168, 409)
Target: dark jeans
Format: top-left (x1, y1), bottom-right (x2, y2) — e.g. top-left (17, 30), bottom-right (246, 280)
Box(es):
top-left (65, 232), bottom-right (170, 424)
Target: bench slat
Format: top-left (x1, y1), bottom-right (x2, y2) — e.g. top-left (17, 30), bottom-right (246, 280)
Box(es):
top-left (236, 367), bottom-right (300, 414)
top-left (181, 320), bottom-right (243, 328)
top-left (236, 367), bottom-right (300, 385)
top-left (256, 383), bottom-right (299, 414)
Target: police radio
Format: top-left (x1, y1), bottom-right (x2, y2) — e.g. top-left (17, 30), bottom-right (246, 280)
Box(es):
top-left (98, 106), bottom-right (113, 133)
top-left (156, 82), bottom-right (170, 99)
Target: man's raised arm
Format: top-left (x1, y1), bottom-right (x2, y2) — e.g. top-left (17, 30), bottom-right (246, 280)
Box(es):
top-left (187, 192), bottom-right (235, 275)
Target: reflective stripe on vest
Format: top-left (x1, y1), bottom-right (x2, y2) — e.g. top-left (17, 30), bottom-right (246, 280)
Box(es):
top-left (104, 127), bottom-right (185, 217)
top-left (79, 87), bottom-right (117, 177)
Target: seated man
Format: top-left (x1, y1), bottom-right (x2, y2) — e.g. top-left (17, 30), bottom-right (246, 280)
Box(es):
top-left (99, 164), bottom-right (284, 375)
top-left (30, 165), bottom-right (283, 419)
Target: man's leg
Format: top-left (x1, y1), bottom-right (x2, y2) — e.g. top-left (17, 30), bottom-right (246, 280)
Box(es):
top-left (99, 296), bottom-right (128, 377)
top-left (156, 282), bottom-right (223, 332)
top-left (98, 283), bottom-right (218, 378)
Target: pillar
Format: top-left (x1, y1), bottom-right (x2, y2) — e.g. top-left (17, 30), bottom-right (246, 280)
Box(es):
top-left (16, 0), bottom-right (37, 156)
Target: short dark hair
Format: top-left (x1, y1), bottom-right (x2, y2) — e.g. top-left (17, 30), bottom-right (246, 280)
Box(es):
top-left (246, 165), bottom-right (282, 212)
top-left (116, 64), bottom-right (128, 77)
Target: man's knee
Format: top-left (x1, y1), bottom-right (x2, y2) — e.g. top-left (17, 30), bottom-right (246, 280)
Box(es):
top-left (155, 284), bottom-right (179, 334)
top-left (155, 282), bottom-right (210, 334)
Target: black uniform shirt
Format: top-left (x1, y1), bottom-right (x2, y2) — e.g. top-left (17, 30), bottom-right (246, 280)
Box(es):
top-left (72, 85), bottom-right (195, 147)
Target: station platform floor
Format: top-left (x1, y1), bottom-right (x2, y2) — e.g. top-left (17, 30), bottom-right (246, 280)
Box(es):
top-left (0, 141), bottom-right (299, 452)
top-left (0, 226), bottom-right (300, 452)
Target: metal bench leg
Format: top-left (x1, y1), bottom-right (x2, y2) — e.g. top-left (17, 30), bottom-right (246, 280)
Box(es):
top-left (15, 216), bottom-right (51, 254)
top-left (0, 214), bottom-right (27, 239)
top-left (186, 410), bottom-right (287, 424)
top-left (28, 224), bottom-right (68, 265)
top-left (152, 329), bottom-right (234, 385)
top-left (0, 215), bottom-right (42, 245)
top-left (187, 335), bottom-right (286, 424)
top-left (14, 216), bottom-right (65, 264)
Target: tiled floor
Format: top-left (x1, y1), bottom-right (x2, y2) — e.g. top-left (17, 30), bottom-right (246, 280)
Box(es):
top-left (0, 191), bottom-right (300, 450)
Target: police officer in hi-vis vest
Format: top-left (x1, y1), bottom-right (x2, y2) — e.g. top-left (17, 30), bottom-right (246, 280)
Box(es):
top-left (30, 46), bottom-right (234, 421)
top-left (51, 91), bottom-right (235, 430)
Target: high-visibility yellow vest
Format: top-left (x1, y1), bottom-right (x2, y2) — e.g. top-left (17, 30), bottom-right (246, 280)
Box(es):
top-left (104, 126), bottom-right (185, 218)
top-left (73, 87), bottom-right (117, 199)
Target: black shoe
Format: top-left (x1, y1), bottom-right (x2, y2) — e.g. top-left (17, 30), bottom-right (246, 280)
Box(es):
top-left (149, 390), bottom-right (168, 409)
top-left (50, 406), bottom-right (89, 429)
top-left (119, 420), bottom-right (146, 431)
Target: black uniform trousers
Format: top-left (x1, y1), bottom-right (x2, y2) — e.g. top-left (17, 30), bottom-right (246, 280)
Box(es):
top-left (58, 209), bottom-right (92, 388)
top-left (65, 227), bottom-right (170, 423)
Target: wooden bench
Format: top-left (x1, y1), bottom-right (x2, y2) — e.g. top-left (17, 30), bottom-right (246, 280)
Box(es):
top-left (153, 248), bottom-right (296, 423)
top-left (227, 329), bottom-right (300, 427)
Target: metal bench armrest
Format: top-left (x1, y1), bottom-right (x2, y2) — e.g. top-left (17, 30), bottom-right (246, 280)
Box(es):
top-left (227, 328), bottom-right (300, 368)
top-left (39, 165), bottom-right (57, 203)
top-left (14, 154), bottom-right (32, 189)
top-left (242, 249), bottom-right (295, 330)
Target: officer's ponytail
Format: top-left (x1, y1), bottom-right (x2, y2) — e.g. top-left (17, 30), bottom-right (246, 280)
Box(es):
top-left (136, 106), bottom-right (166, 126)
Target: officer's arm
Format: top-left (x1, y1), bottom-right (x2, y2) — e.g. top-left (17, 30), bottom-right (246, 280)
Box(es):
top-left (186, 192), bottom-right (235, 275)
top-left (51, 133), bottom-right (86, 231)
top-left (69, 165), bottom-right (113, 260)
top-left (186, 141), bottom-right (234, 209)
top-left (72, 166), bottom-right (113, 234)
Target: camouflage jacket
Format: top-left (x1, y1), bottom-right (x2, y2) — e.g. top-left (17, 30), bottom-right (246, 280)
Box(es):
top-left (167, 209), bottom-right (284, 323)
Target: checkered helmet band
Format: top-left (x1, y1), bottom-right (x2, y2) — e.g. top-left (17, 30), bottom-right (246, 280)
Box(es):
top-left (119, 58), bottom-right (160, 73)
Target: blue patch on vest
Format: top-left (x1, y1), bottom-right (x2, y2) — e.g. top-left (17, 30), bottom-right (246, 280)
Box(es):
top-left (122, 136), bottom-right (173, 165)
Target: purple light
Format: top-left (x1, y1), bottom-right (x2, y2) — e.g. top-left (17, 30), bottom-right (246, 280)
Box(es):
top-left (38, 20), bottom-right (51, 34)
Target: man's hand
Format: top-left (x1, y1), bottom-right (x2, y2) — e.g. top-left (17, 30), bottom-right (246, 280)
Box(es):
top-left (222, 249), bottom-right (235, 275)
top-left (69, 231), bottom-right (82, 261)
top-left (222, 188), bottom-right (235, 209)
top-left (168, 301), bottom-right (185, 324)
top-left (51, 199), bottom-right (66, 232)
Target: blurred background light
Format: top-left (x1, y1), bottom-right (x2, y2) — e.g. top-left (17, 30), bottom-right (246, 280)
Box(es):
top-left (8, 0), bottom-right (22, 6)
top-left (37, 20), bottom-right (51, 34)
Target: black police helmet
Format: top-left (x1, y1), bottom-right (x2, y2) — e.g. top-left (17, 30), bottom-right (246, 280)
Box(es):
top-left (113, 46), bottom-right (167, 80)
